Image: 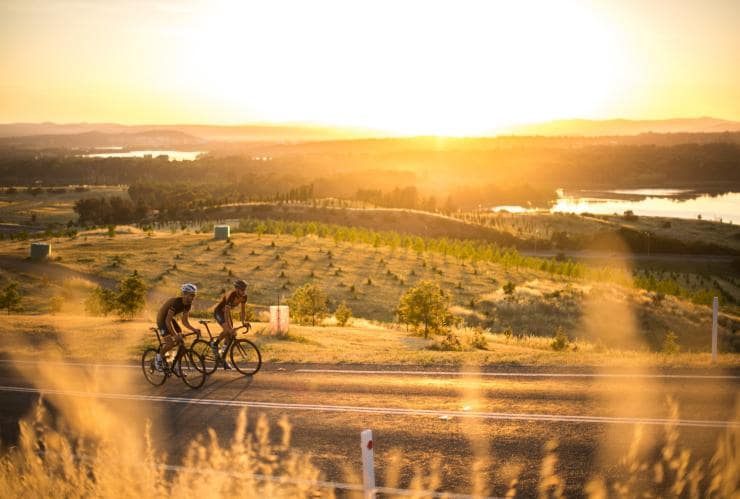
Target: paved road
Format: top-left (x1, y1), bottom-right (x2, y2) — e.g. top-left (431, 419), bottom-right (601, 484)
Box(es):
top-left (0, 361), bottom-right (737, 497)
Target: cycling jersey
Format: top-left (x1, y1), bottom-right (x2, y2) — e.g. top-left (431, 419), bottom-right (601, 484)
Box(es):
top-left (156, 297), bottom-right (191, 333)
top-left (214, 291), bottom-right (247, 316)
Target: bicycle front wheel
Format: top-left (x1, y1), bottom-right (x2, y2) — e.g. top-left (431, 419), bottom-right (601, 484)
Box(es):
top-left (230, 339), bottom-right (262, 376)
top-left (190, 339), bottom-right (219, 375)
top-left (178, 350), bottom-right (207, 389)
top-left (142, 348), bottom-right (166, 386)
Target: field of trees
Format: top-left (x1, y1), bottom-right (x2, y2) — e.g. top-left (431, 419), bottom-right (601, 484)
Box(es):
top-left (0, 224), bottom-right (737, 357)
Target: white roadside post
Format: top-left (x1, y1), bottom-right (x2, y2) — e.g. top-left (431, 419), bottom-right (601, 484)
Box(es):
top-left (360, 429), bottom-right (376, 499)
top-left (712, 296), bottom-right (718, 363)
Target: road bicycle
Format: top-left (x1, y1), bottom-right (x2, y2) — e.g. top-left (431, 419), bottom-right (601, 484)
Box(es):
top-left (141, 328), bottom-right (207, 389)
top-left (190, 320), bottom-right (262, 376)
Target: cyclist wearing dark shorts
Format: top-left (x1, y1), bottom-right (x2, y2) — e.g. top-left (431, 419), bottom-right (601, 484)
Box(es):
top-left (212, 279), bottom-right (250, 354)
top-left (155, 283), bottom-right (200, 369)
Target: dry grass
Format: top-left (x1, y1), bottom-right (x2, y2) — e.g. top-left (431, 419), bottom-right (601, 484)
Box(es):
top-left (0, 394), bottom-right (736, 497)
top-left (0, 314), bottom-right (737, 368)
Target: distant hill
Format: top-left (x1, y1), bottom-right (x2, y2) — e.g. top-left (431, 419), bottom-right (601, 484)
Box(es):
top-left (0, 129), bottom-right (204, 149)
top-left (0, 122), bottom-right (382, 143)
top-left (2, 118), bottom-right (740, 146)
top-left (503, 117), bottom-right (740, 137)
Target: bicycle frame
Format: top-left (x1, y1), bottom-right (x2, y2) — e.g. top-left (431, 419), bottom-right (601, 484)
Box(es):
top-left (150, 327), bottom-right (199, 371)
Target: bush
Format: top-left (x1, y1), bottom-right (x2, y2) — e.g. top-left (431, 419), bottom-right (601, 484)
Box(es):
top-left (470, 329), bottom-right (488, 350)
top-left (85, 286), bottom-right (117, 316)
top-left (0, 281), bottom-right (22, 314)
top-left (551, 327), bottom-right (570, 351)
top-left (115, 272), bottom-right (147, 320)
top-left (49, 295), bottom-right (64, 315)
top-left (335, 302), bottom-right (352, 327)
top-left (85, 273), bottom-right (147, 320)
top-left (397, 280), bottom-right (453, 338)
top-left (428, 331), bottom-right (463, 351)
top-left (662, 331), bottom-right (680, 355)
top-left (288, 283), bottom-right (328, 326)
top-left (503, 281), bottom-right (516, 296)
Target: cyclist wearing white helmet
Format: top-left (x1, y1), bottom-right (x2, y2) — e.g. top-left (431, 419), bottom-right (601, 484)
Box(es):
top-left (155, 283), bottom-right (201, 368)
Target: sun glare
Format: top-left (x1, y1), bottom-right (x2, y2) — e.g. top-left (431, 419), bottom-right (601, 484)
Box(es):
top-left (179, 0), bottom-right (629, 135)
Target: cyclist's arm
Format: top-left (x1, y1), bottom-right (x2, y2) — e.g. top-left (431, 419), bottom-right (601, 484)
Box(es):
top-left (239, 301), bottom-right (246, 323)
top-left (165, 309), bottom-right (178, 336)
top-left (181, 310), bottom-right (198, 333)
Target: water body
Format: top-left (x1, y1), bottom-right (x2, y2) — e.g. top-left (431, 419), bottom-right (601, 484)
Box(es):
top-left (81, 150), bottom-right (203, 161)
top-left (492, 190), bottom-right (740, 222)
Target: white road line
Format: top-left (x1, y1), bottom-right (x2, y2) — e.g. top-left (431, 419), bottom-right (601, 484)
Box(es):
top-left (0, 359), bottom-right (139, 369)
top-left (295, 369), bottom-right (740, 380)
top-left (2, 360), bottom-right (737, 380)
top-left (0, 385), bottom-right (736, 429)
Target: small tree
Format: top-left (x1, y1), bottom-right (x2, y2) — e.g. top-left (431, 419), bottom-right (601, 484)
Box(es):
top-left (503, 281), bottom-right (516, 296)
top-left (551, 327), bottom-right (570, 351)
top-left (335, 302), bottom-right (352, 327)
top-left (85, 286), bottom-right (117, 316)
top-left (288, 283), bottom-right (328, 326)
top-left (0, 281), bottom-right (22, 314)
top-left (49, 295), bottom-right (64, 315)
top-left (397, 280), bottom-right (453, 338)
top-left (115, 272), bottom-right (147, 320)
top-left (662, 331), bottom-right (680, 355)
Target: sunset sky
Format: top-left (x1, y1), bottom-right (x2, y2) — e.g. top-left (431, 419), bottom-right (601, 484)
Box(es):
top-left (1, 0), bottom-right (739, 135)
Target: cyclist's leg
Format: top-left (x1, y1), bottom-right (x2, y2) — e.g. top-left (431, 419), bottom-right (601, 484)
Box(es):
top-left (213, 310), bottom-right (234, 368)
top-left (159, 322), bottom-right (182, 356)
top-left (214, 310), bottom-right (235, 344)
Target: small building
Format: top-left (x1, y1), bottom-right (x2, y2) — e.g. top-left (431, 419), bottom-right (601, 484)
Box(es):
top-left (30, 242), bottom-right (51, 260)
top-left (214, 224), bottom-right (230, 240)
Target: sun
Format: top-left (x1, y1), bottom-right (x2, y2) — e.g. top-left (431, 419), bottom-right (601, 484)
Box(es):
top-left (177, 0), bottom-right (631, 135)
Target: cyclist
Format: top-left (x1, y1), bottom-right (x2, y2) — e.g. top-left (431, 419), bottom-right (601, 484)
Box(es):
top-left (211, 279), bottom-right (251, 364)
top-left (155, 283), bottom-right (200, 370)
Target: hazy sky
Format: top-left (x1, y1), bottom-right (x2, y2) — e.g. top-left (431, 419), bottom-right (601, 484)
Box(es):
top-left (1, 0), bottom-right (739, 134)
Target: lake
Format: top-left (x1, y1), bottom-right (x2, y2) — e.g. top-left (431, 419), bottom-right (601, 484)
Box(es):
top-left (492, 189), bottom-right (740, 222)
top-left (81, 150), bottom-right (203, 161)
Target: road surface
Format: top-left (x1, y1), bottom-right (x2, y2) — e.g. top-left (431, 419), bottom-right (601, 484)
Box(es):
top-left (0, 360), bottom-right (737, 497)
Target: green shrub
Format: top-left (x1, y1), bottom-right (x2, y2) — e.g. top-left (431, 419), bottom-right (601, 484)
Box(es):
top-left (551, 327), bottom-right (570, 351)
top-left (335, 302), bottom-right (352, 327)
top-left (397, 280), bottom-right (453, 338)
top-left (503, 281), bottom-right (516, 296)
top-left (288, 283), bottom-right (328, 326)
top-left (0, 281), bottom-right (22, 314)
top-left (115, 272), bottom-right (147, 320)
top-left (470, 329), bottom-right (488, 350)
top-left (428, 331), bottom-right (463, 351)
top-left (662, 331), bottom-right (680, 355)
top-left (85, 286), bottom-right (117, 316)
top-left (49, 295), bottom-right (64, 315)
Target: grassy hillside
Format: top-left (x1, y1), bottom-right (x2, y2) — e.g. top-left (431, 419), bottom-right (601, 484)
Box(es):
top-left (0, 314), bottom-right (736, 368)
top-left (0, 185), bottom-right (127, 227)
top-left (0, 228), bottom-right (737, 353)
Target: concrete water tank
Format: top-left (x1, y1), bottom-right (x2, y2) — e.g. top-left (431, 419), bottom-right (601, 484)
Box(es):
top-left (214, 225), bottom-right (230, 240)
top-left (30, 242), bottom-right (51, 260)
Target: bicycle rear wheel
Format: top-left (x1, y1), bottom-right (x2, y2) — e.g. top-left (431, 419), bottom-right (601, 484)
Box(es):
top-left (141, 348), bottom-right (166, 386)
top-left (190, 339), bottom-right (219, 375)
top-left (230, 339), bottom-right (262, 376)
top-left (177, 350), bottom-right (207, 389)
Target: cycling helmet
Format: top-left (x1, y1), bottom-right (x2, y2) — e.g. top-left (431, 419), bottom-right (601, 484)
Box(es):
top-left (234, 279), bottom-right (247, 290)
top-left (181, 283), bottom-right (198, 294)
